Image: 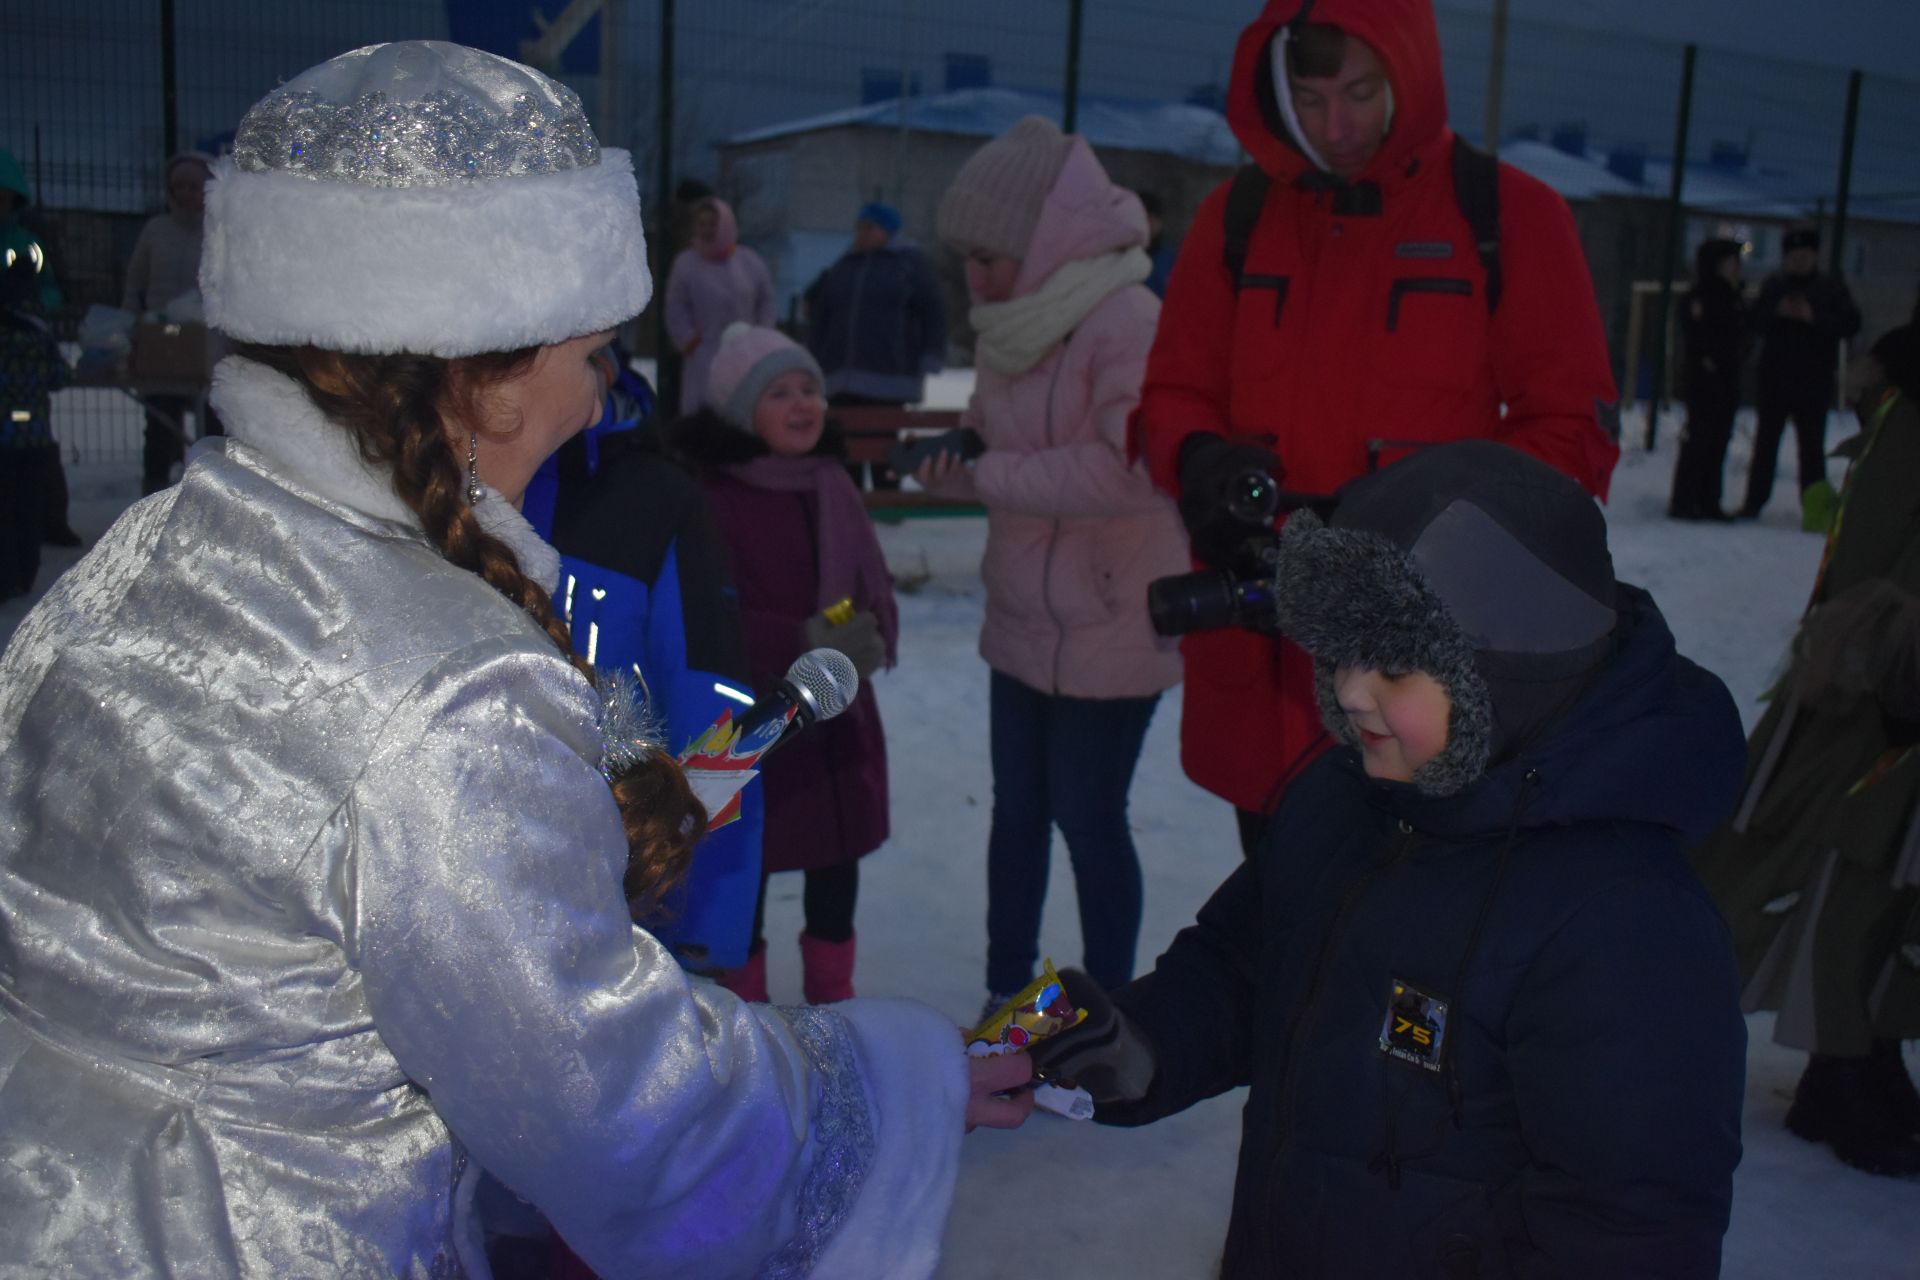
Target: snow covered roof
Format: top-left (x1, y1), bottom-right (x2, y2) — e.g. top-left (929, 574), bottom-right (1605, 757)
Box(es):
top-left (723, 87), bottom-right (1243, 167)
top-left (1636, 157), bottom-right (1819, 220)
top-left (1505, 140), bottom-right (1920, 226)
top-left (722, 87), bottom-right (1919, 226)
top-left (1494, 140), bottom-right (1644, 201)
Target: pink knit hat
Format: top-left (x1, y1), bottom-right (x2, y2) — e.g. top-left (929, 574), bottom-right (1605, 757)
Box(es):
top-left (706, 322), bottom-right (824, 430)
top-left (936, 115), bottom-right (1077, 260)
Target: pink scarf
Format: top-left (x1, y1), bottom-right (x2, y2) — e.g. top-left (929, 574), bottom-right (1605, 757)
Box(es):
top-left (724, 454), bottom-right (900, 664)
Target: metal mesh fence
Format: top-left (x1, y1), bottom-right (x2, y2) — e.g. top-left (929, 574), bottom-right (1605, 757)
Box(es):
top-left (5, 1), bottom-right (1916, 462)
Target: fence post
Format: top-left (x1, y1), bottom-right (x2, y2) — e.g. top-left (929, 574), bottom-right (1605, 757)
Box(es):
top-left (1830, 70), bottom-right (1862, 281)
top-left (599, 0), bottom-right (622, 152)
top-left (160, 0), bottom-right (179, 162)
top-left (653, 0), bottom-right (679, 413)
top-left (1484, 0), bottom-right (1509, 152)
top-left (1062, 0), bottom-right (1084, 134)
top-left (893, 0), bottom-right (915, 205)
top-left (1645, 42), bottom-right (1695, 450)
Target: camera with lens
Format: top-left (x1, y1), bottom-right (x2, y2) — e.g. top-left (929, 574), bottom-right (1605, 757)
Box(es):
top-left (1148, 467), bottom-right (1290, 637)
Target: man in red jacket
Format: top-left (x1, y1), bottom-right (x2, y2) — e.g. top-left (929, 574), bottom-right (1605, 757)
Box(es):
top-left (1139, 0), bottom-right (1620, 851)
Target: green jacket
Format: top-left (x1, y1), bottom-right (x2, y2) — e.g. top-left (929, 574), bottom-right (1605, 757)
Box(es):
top-left (1693, 386), bottom-right (1920, 975)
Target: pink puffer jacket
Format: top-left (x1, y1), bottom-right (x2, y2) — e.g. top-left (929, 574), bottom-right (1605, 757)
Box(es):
top-left (966, 139), bottom-right (1187, 699)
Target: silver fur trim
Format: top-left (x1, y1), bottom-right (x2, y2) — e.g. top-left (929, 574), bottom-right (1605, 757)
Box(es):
top-left (758, 1007), bottom-right (876, 1278)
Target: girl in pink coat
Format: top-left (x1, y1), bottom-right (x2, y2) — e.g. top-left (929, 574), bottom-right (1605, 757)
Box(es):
top-left (923, 116), bottom-right (1188, 1007)
top-left (663, 197), bottom-right (776, 416)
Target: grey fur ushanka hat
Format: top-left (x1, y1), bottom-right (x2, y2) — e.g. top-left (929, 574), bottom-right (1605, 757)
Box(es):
top-left (1273, 440), bottom-right (1619, 797)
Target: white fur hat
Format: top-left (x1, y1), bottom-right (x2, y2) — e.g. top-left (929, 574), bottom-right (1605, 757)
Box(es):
top-left (201, 41), bottom-right (650, 357)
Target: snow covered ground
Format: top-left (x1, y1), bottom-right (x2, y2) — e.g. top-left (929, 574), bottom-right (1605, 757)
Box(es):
top-left (2, 388), bottom-right (1911, 1277)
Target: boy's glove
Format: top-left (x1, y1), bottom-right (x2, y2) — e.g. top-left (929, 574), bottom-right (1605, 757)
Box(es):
top-left (802, 609), bottom-right (887, 681)
top-left (1176, 433), bottom-right (1285, 569)
top-left (1025, 967), bottom-right (1158, 1109)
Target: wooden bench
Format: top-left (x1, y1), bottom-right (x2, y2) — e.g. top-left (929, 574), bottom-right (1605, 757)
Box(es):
top-left (832, 405), bottom-right (986, 519)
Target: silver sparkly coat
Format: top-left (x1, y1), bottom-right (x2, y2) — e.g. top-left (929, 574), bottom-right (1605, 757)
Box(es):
top-left (0, 358), bottom-right (967, 1279)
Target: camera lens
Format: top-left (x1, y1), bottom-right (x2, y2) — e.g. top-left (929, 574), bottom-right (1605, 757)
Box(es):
top-left (1224, 469), bottom-right (1279, 525)
top-left (1148, 570), bottom-right (1244, 637)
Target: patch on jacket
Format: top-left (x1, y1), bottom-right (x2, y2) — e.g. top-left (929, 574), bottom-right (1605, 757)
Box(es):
top-left (1394, 241), bottom-right (1455, 260)
top-left (1379, 979), bottom-right (1449, 1071)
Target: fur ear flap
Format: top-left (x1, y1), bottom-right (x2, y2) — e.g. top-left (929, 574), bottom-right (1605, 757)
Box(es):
top-left (1272, 510), bottom-right (1495, 797)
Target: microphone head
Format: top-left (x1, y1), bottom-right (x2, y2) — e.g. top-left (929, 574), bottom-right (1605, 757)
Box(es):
top-left (787, 648), bottom-right (859, 722)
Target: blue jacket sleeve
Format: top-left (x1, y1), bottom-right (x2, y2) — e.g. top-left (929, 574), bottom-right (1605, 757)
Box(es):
top-left (639, 538), bottom-right (763, 971)
top-left (554, 539), bottom-right (762, 971)
top-left (1103, 855), bottom-right (1264, 1125)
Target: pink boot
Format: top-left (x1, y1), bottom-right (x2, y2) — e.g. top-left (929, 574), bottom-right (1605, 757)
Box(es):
top-left (799, 931), bottom-right (856, 1004)
top-left (717, 946), bottom-right (769, 1003)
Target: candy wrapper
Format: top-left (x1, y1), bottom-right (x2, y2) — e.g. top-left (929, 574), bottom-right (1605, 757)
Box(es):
top-left (966, 961), bottom-right (1096, 1121)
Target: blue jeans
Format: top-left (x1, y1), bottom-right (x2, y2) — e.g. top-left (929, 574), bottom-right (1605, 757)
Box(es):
top-left (986, 670), bottom-right (1160, 994)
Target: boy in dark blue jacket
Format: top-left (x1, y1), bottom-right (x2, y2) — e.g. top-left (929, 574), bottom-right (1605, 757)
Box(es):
top-left (1034, 440), bottom-right (1749, 1278)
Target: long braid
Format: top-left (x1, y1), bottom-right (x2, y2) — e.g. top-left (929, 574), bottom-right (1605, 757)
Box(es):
top-left (234, 343), bottom-right (705, 907)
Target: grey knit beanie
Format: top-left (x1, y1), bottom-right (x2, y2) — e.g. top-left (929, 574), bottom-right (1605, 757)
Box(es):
top-left (707, 321), bottom-right (824, 432)
top-left (936, 115), bottom-right (1077, 259)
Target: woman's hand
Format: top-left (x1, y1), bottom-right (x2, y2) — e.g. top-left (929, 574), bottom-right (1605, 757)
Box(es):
top-left (914, 450), bottom-right (977, 501)
top-left (965, 1050), bottom-right (1035, 1132)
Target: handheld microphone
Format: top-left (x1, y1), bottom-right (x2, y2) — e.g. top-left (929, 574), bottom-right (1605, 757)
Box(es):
top-left (678, 649), bottom-right (860, 828)
top-left (731, 647), bottom-right (861, 759)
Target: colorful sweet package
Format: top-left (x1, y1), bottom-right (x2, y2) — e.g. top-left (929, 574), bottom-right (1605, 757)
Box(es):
top-left (965, 961), bottom-right (1096, 1120)
top-left (966, 960), bottom-right (1085, 1055)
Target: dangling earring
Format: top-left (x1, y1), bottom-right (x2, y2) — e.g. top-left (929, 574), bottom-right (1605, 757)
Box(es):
top-left (465, 432), bottom-right (483, 506)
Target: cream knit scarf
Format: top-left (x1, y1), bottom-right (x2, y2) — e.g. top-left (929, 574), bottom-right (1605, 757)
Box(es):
top-left (969, 247), bottom-right (1152, 376)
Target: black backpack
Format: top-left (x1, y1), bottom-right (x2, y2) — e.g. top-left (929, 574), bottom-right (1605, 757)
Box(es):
top-left (1221, 135), bottom-right (1504, 313)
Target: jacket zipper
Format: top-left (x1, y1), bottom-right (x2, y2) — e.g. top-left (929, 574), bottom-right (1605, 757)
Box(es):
top-left (1263, 818), bottom-right (1420, 1262)
top-left (1039, 349), bottom-right (1071, 693)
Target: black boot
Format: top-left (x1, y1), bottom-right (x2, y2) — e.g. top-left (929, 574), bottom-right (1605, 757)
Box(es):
top-left (1786, 1053), bottom-right (1920, 1176)
top-left (1869, 1039), bottom-right (1920, 1140)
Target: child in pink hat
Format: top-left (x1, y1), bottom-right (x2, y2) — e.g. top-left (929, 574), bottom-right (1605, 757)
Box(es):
top-left (671, 322), bottom-right (899, 1005)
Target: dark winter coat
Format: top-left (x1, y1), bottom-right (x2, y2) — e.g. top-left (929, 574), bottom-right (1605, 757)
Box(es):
top-left (671, 414), bottom-right (891, 874)
top-left (805, 240), bottom-right (947, 404)
top-left (1682, 273), bottom-right (1747, 407)
top-left (0, 306), bottom-right (67, 448)
top-left (1107, 588), bottom-right (1748, 1279)
top-left (1134, 0), bottom-right (1621, 814)
top-left (1691, 384), bottom-right (1920, 1049)
top-left (1752, 268), bottom-right (1861, 395)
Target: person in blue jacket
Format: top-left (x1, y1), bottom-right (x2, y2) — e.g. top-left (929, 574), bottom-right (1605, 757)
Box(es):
top-left (1032, 440), bottom-right (1750, 1277)
top-left (523, 344), bottom-right (764, 972)
top-left (805, 201), bottom-right (947, 411)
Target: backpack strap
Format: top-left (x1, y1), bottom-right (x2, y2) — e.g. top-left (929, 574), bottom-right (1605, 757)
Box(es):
top-left (1221, 164), bottom-right (1272, 293)
top-left (1450, 136), bottom-right (1502, 313)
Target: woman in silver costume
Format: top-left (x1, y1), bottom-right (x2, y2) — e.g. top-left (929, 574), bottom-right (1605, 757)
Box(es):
top-left (0, 42), bottom-right (1028, 1279)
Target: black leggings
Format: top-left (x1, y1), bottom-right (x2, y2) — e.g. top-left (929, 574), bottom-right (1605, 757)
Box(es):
top-left (750, 862), bottom-right (859, 948)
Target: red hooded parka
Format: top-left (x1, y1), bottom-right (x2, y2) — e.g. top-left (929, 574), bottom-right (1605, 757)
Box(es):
top-left (1139, 0), bottom-right (1620, 814)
